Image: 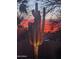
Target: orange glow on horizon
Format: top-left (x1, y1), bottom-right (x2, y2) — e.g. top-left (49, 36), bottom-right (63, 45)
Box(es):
top-left (18, 19), bottom-right (61, 33)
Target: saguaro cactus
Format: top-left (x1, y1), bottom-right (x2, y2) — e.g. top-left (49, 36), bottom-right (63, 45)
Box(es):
top-left (28, 3), bottom-right (46, 59)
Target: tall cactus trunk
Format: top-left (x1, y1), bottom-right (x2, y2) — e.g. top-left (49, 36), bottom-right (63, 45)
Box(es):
top-left (34, 46), bottom-right (39, 59)
top-left (29, 3), bottom-right (46, 59)
top-left (42, 7), bottom-right (45, 33)
top-left (41, 7), bottom-right (46, 43)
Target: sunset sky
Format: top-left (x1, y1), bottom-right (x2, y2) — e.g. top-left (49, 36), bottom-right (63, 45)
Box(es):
top-left (17, 0), bottom-right (61, 20)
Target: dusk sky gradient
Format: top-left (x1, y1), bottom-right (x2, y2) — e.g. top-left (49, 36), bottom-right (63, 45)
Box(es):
top-left (17, 0), bottom-right (61, 20)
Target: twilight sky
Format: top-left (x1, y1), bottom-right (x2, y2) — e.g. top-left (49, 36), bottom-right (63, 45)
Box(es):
top-left (17, 0), bottom-right (61, 20)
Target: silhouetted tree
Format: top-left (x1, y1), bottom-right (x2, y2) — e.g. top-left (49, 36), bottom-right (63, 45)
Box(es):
top-left (19, 3), bottom-right (27, 14)
top-left (17, 0), bottom-right (28, 22)
top-left (19, 0), bottom-right (28, 14)
top-left (42, 0), bottom-right (61, 15)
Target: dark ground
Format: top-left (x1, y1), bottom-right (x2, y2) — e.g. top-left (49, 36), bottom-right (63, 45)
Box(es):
top-left (17, 30), bottom-right (61, 59)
